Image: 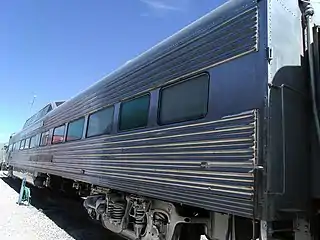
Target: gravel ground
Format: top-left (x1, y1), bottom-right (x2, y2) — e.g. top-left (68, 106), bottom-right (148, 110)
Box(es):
top-left (0, 172), bottom-right (73, 240)
top-left (0, 172), bottom-right (208, 240)
top-left (0, 172), bottom-right (123, 240)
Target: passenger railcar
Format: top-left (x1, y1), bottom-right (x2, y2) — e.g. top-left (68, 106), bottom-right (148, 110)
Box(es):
top-left (6, 0), bottom-right (320, 239)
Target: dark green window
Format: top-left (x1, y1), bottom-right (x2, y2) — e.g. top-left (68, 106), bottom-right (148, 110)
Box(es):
top-left (159, 74), bottom-right (209, 125)
top-left (67, 118), bottom-right (85, 141)
top-left (52, 125), bottom-right (65, 144)
top-left (119, 94), bottom-right (150, 131)
top-left (87, 106), bottom-right (114, 137)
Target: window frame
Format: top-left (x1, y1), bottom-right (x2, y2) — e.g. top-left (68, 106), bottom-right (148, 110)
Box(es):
top-left (66, 117), bottom-right (85, 142)
top-left (118, 93), bottom-right (151, 132)
top-left (16, 141), bottom-right (20, 151)
top-left (29, 135), bottom-right (35, 149)
top-left (25, 138), bottom-right (30, 149)
top-left (52, 124), bottom-right (66, 144)
top-left (86, 105), bottom-right (115, 138)
top-left (157, 73), bottom-right (210, 126)
top-left (36, 133), bottom-right (41, 147)
top-left (29, 135), bottom-right (38, 149)
top-left (40, 131), bottom-right (50, 146)
top-left (13, 142), bottom-right (18, 151)
top-left (19, 139), bottom-right (26, 150)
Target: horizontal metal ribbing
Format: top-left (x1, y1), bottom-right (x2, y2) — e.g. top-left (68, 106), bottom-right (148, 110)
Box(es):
top-left (11, 110), bottom-right (258, 217)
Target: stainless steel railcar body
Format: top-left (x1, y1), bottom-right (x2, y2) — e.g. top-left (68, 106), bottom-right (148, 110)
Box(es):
top-left (6, 0), bottom-right (320, 239)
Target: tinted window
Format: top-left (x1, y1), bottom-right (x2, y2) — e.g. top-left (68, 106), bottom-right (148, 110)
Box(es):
top-left (19, 139), bottom-right (26, 150)
top-left (52, 125), bottom-right (65, 144)
top-left (36, 133), bottom-right (41, 147)
top-left (87, 106), bottom-right (114, 137)
top-left (25, 138), bottom-right (30, 149)
top-left (30, 136), bottom-right (35, 148)
top-left (30, 135), bottom-right (39, 148)
top-left (40, 131), bottom-right (50, 146)
top-left (67, 118), bottom-right (85, 141)
top-left (55, 101), bottom-right (65, 107)
top-left (119, 94), bottom-right (150, 131)
top-left (159, 74), bottom-right (209, 125)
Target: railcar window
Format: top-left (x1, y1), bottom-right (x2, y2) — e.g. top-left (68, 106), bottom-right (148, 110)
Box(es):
top-left (87, 106), bottom-right (114, 137)
top-left (40, 131), bottom-right (50, 146)
top-left (158, 74), bottom-right (209, 125)
top-left (13, 142), bottom-right (18, 151)
top-left (67, 117), bottom-right (85, 141)
top-left (52, 125), bottom-right (65, 144)
top-left (19, 139), bottom-right (26, 150)
top-left (30, 135), bottom-right (36, 148)
top-left (55, 101), bottom-right (65, 107)
top-left (119, 94), bottom-right (150, 131)
top-left (36, 133), bottom-right (41, 147)
top-left (25, 138), bottom-right (30, 149)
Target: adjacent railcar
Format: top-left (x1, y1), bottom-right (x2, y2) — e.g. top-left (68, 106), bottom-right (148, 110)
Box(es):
top-left (6, 0), bottom-right (320, 239)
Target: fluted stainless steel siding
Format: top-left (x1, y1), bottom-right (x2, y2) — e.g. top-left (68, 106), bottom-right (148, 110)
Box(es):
top-left (40, 1), bottom-right (258, 130)
top-left (9, 0), bottom-right (261, 218)
top-left (11, 110), bottom-right (258, 217)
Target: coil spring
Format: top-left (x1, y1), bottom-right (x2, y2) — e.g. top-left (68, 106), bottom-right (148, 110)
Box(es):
top-left (134, 208), bottom-right (146, 224)
top-left (109, 202), bottom-right (125, 220)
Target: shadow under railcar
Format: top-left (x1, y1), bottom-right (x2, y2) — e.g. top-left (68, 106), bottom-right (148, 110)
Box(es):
top-left (1, 176), bottom-right (124, 240)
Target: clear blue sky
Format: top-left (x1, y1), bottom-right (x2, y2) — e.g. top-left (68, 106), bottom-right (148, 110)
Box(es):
top-left (0, 0), bottom-right (227, 143)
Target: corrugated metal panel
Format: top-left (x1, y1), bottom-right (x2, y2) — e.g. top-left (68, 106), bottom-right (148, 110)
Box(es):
top-left (11, 110), bottom-right (258, 217)
top-left (41, 2), bottom-right (258, 129)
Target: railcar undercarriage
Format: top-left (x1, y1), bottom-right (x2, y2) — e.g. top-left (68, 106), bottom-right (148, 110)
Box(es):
top-left (78, 187), bottom-right (320, 240)
top-left (82, 186), bottom-right (208, 240)
top-left (9, 170), bottom-right (320, 240)
top-left (25, 172), bottom-right (254, 240)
